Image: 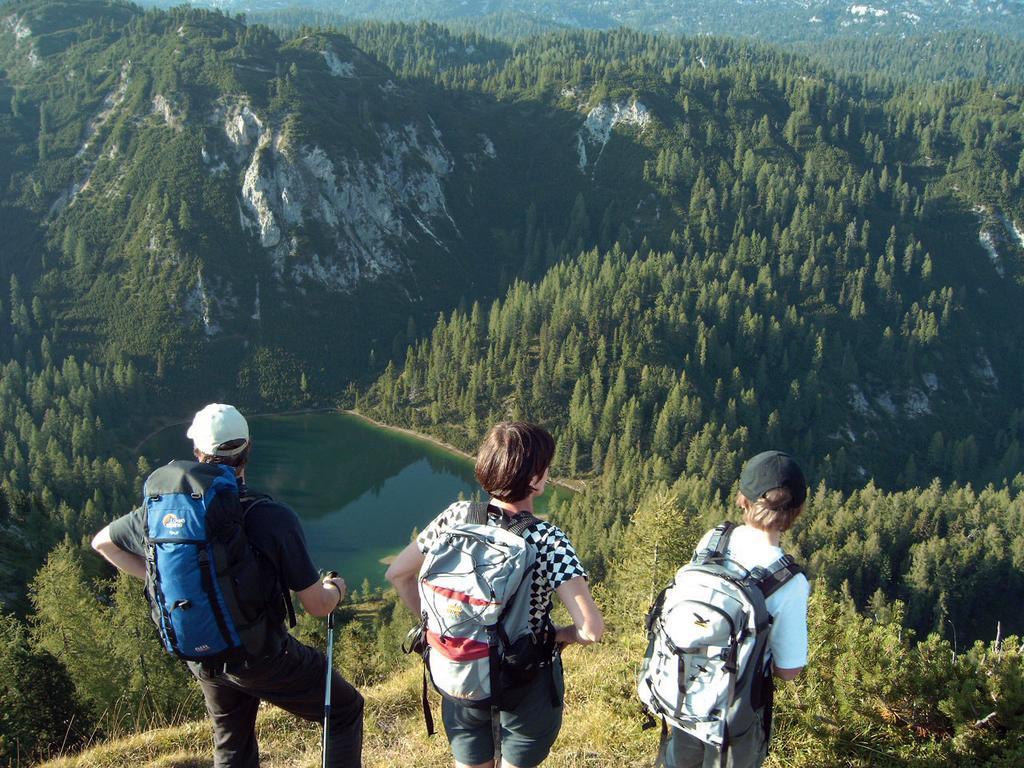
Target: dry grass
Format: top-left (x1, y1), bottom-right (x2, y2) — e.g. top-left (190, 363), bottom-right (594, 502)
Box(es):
top-left (39, 638), bottom-right (663, 768)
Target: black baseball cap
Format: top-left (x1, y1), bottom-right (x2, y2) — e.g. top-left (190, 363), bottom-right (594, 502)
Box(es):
top-left (739, 450), bottom-right (807, 508)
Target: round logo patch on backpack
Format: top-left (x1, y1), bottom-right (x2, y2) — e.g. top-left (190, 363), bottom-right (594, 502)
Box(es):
top-left (162, 513), bottom-right (185, 530)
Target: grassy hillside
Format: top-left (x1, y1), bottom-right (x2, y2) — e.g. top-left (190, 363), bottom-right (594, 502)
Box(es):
top-left (37, 641), bottom-right (656, 768)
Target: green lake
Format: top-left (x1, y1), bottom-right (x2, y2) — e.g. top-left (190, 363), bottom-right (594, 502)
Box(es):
top-left (142, 412), bottom-right (570, 589)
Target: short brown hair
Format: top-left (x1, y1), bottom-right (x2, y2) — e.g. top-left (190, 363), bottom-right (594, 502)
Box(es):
top-left (475, 422), bottom-right (555, 503)
top-left (741, 486), bottom-right (804, 532)
top-left (194, 439), bottom-right (250, 470)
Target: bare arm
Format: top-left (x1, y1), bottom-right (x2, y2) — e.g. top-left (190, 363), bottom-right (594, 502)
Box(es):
top-left (385, 540), bottom-right (425, 616)
top-left (554, 576), bottom-right (605, 645)
top-left (92, 525), bottom-right (146, 580)
top-left (297, 576), bottom-right (346, 618)
top-left (773, 665), bottom-right (804, 681)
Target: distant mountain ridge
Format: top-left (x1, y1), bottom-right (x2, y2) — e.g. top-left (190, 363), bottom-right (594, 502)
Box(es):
top-left (143, 0), bottom-right (1024, 42)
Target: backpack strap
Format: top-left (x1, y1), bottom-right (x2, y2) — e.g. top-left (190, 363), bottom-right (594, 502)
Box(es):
top-left (694, 521), bottom-right (737, 562)
top-left (753, 554), bottom-right (804, 599)
top-left (421, 662), bottom-right (436, 736)
top-left (474, 502), bottom-right (540, 537)
top-left (241, 494), bottom-right (297, 629)
top-left (502, 509), bottom-right (541, 537)
top-left (466, 500), bottom-right (490, 525)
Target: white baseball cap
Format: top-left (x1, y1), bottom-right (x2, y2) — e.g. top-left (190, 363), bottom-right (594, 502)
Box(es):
top-left (186, 403), bottom-right (250, 456)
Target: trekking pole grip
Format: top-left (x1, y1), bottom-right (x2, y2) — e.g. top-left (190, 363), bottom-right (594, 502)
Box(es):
top-left (325, 570), bottom-right (339, 624)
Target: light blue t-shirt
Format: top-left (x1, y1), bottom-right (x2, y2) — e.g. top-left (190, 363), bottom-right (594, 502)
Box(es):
top-left (696, 524), bottom-right (810, 669)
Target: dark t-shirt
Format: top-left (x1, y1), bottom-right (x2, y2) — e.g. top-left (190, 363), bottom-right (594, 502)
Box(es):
top-left (109, 481), bottom-right (320, 597)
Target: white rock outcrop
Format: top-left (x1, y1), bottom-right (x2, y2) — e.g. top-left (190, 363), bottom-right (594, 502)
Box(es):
top-left (224, 103), bottom-right (264, 148)
top-left (480, 134), bottom-right (497, 159)
top-left (974, 205), bottom-right (1012, 277)
top-left (850, 385), bottom-right (870, 416)
top-left (152, 94), bottom-right (182, 129)
top-left (3, 14), bottom-right (31, 40)
top-left (241, 132), bottom-right (282, 249)
top-left (577, 136), bottom-right (589, 172)
top-left (1012, 220), bottom-right (1024, 249)
top-left (850, 5), bottom-right (888, 18)
top-left (979, 229), bottom-right (1004, 277)
top-left (322, 50), bottom-right (355, 77)
top-left (196, 267), bottom-right (218, 336)
top-left (182, 266), bottom-right (236, 336)
top-left (77, 65), bottom-right (130, 159)
top-left (578, 99), bottom-right (651, 171)
top-left (876, 392), bottom-right (898, 417)
top-left (3, 15), bottom-right (37, 67)
top-left (999, 213), bottom-right (1024, 250)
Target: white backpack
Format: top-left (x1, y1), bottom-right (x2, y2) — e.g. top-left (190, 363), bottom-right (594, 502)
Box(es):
top-left (637, 522), bottom-right (803, 761)
top-left (413, 502), bottom-right (552, 727)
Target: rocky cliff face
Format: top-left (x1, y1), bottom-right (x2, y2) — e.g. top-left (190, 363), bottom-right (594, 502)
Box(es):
top-left (226, 101), bottom-right (458, 295)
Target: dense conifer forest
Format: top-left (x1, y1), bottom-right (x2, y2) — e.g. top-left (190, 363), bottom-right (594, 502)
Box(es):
top-left (0, 0), bottom-right (1022, 764)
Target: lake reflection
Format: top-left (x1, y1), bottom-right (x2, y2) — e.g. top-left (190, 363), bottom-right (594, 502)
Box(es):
top-left (142, 412), bottom-right (568, 587)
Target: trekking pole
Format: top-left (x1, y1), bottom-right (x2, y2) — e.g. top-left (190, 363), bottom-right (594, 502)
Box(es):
top-left (322, 571), bottom-right (339, 768)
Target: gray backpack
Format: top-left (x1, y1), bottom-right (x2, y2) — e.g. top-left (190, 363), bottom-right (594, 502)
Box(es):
top-left (638, 522), bottom-right (803, 764)
top-left (414, 502), bottom-right (551, 725)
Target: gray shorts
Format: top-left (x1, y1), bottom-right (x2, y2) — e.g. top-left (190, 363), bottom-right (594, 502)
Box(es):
top-left (662, 715), bottom-right (768, 768)
top-left (441, 656), bottom-right (565, 767)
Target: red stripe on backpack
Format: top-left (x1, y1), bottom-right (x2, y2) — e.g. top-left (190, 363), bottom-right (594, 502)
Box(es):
top-left (427, 630), bottom-right (490, 661)
top-left (422, 580), bottom-right (502, 607)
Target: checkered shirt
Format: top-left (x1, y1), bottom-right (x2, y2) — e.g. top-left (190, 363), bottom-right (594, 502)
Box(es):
top-left (416, 499), bottom-right (588, 634)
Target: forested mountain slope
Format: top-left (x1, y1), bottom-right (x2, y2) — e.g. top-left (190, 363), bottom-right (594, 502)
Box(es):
top-left (352, 0), bottom-right (1024, 672)
top-left (2, 1), bottom-right (1021, 400)
top-left (357, 19), bottom-right (1024, 568)
top-left (796, 30), bottom-right (1024, 84)
top-left (0, 0), bottom-right (607, 395)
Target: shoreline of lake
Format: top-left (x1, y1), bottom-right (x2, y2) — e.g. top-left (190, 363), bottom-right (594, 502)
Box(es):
top-left (132, 406), bottom-right (336, 452)
top-left (135, 406), bottom-right (586, 495)
top-left (341, 409), bottom-right (586, 493)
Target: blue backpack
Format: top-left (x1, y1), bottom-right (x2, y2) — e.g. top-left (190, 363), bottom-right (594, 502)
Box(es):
top-left (142, 460), bottom-right (294, 663)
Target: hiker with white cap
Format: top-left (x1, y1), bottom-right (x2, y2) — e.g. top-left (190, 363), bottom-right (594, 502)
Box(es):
top-left (186, 402), bottom-right (252, 456)
top-left (92, 403), bottom-right (364, 767)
